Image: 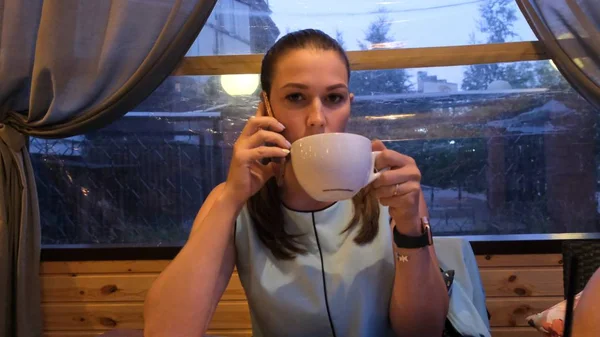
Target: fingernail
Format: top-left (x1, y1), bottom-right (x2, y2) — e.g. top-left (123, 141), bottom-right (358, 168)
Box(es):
top-left (282, 149), bottom-right (290, 154)
top-left (278, 122), bottom-right (285, 130)
top-left (285, 140), bottom-right (292, 148)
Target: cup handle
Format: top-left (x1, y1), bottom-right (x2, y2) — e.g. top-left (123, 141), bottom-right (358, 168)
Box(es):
top-left (367, 151), bottom-right (389, 185)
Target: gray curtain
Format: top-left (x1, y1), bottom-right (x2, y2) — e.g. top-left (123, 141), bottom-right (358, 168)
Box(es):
top-left (0, 0), bottom-right (217, 336)
top-left (518, 0), bottom-right (600, 108)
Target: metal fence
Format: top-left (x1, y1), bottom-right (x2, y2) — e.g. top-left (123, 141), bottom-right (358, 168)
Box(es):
top-left (30, 91), bottom-right (600, 244)
top-left (31, 115), bottom-right (227, 244)
top-left (32, 130), bottom-right (578, 244)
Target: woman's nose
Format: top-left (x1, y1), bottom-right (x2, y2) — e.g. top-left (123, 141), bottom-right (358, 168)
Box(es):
top-left (307, 100), bottom-right (325, 128)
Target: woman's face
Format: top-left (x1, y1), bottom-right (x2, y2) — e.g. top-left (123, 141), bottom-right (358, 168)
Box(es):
top-left (268, 49), bottom-right (353, 144)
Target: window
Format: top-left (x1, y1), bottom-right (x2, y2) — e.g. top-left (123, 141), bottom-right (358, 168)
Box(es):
top-left (187, 0), bottom-right (252, 56)
top-left (34, 0), bottom-right (600, 245)
top-left (32, 102), bottom-right (226, 245)
top-left (188, 0), bottom-right (537, 57)
top-left (348, 62), bottom-right (597, 235)
top-left (33, 57), bottom-right (600, 245)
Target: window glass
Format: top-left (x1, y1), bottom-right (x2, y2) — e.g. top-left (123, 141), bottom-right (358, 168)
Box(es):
top-left (186, 0), bottom-right (537, 56)
top-left (34, 60), bottom-right (600, 245)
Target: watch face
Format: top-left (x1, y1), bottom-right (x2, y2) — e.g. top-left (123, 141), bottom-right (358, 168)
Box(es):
top-left (424, 223), bottom-right (433, 246)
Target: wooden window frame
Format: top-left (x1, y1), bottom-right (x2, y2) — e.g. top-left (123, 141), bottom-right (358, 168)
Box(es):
top-left (172, 41), bottom-right (549, 76)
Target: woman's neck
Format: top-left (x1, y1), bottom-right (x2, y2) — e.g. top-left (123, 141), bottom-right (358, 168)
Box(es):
top-left (279, 159), bottom-right (334, 212)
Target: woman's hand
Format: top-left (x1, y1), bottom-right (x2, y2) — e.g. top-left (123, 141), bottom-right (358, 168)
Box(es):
top-left (371, 140), bottom-right (423, 235)
top-left (222, 102), bottom-right (291, 207)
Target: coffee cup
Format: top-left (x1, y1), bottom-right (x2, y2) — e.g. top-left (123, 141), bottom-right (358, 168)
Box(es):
top-left (290, 133), bottom-right (384, 202)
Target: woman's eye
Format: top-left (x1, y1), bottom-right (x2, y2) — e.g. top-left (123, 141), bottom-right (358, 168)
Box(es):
top-left (285, 93), bottom-right (304, 102)
top-left (326, 94), bottom-right (345, 104)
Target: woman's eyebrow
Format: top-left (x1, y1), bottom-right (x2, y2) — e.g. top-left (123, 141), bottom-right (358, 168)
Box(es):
top-left (281, 83), bottom-right (308, 90)
top-left (326, 83), bottom-right (348, 90)
top-left (280, 83), bottom-right (348, 90)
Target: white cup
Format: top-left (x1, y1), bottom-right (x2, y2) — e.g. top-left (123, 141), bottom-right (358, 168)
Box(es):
top-left (290, 133), bottom-right (383, 202)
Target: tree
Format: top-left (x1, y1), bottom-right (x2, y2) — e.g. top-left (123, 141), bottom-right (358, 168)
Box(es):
top-left (462, 0), bottom-right (569, 91)
top-left (477, 0), bottom-right (518, 44)
top-left (350, 10), bottom-right (412, 96)
top-left (461, 0), bottom-right (536, 90)
top-left (357, 15), bottom-right (392, 50)
top-left (134, 77), bottom-right (207, 112)
top-left (534, 61), bottom-right (571, 90)
top-left (335, 29), bottom-right (346, 49)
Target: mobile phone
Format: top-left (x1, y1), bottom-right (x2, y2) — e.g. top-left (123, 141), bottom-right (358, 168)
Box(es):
top-left (261, 91), bottom-right (275, 118)
top-left (259, 92), bottom-right (288, 186)
top-left (259, 91), bottom-right (283, 164)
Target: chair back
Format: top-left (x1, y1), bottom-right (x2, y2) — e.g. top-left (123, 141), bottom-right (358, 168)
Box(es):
top-left (562, 240), bottom-right (600, 298)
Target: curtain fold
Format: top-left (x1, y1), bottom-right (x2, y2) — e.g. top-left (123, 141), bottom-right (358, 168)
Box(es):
top-left (0, 0), bottom-right (217, 336)
top-left (518, 0), bottom-right (600, 109)
top-left (0, 124), bottom-right (40, 337)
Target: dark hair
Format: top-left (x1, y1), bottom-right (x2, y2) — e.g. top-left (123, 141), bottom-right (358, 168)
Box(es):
top-left (260, 29), bottom-right (351, 97)
top-left (247, 29), bottom-right (379, 260)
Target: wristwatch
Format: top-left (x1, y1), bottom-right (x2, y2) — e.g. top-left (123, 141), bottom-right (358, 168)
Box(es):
top-left (393, 216), bottom-right (433, 249)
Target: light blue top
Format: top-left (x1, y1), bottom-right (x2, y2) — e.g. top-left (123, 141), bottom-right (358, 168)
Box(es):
top-left (235, 199), bottom-right (396, 337)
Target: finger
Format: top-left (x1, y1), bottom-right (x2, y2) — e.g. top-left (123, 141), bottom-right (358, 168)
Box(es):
top-left (242, 116), bottom-right (285, 136)
top-left (245, 129), bottom-right (291, 149)
top-left (374, 149), bottom-right (416, 172)
top-left (378, 184), bottom-right (421, 206)
top-left (375, 181), bottom-right (421, 199)
top-left (242, 146), bottom-right (290, 162)
top-left (371, 139), bottom-right (386, 152)
top-left (372, 165), bottom-right (421, 189)
top-left (250, 161), bottom-right (277, 183)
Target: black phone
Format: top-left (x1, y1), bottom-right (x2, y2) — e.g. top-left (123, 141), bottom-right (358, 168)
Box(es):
top-left (259, 92), bottom-right (288, 186)
top-left (259, 91), bottom-right (285, 165)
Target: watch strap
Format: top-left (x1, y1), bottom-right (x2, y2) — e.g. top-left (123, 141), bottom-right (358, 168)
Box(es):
top-left (393, 217), bottom-right (433, 249)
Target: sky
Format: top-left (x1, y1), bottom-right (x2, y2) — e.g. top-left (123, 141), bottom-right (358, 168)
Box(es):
top-left (267, 0), bottom-right (538, 89)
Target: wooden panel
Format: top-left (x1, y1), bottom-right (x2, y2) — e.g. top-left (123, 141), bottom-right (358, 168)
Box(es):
top-left (41, 273), bottom-right (244, 302)
top-left (42, 330), bottom-right (252, 337)
top-left (480, 267), bottom-right (563, 297)
top-left (40, 255), bottom-right (565, 336)
top-left (41, 261), bottom-right (171, 275)
top-left (42, 274), bottom-right (155, 303)
top-left (42, 303), bottom-right (144, 331)
top-left (487, 297), bottom-right (562, 327)
top-left (476, 254), bottom-right (562, 268)
top-left (173, 41), bottom-right (548, 76)
top-left (44, 332), bottom-right (103, 337)
top-left (42, 301), bottom-right (250, 331)
top-left (43, 327), bottom-right (539, 337)
top-left (40, 253), bottom-right (562, 274)
top-left (491, 327), bottom-right (542, 337)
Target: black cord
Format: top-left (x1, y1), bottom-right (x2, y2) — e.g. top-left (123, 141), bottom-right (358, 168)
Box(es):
top-left (311, 212), bottom-right (338, 337)
top-left (563, 255), bottom-right (579, 337)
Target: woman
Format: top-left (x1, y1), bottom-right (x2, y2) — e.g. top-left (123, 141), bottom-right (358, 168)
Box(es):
top-left (144, 29), bottom-right (449, 337)
top-left (572, 268), bottom-right (600, 337)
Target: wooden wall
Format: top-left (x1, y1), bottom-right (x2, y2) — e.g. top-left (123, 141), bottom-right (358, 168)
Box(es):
top-left (40, 253), bottom-right (563, 337)
top-left (476, 253), bottom-right (563, 337)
